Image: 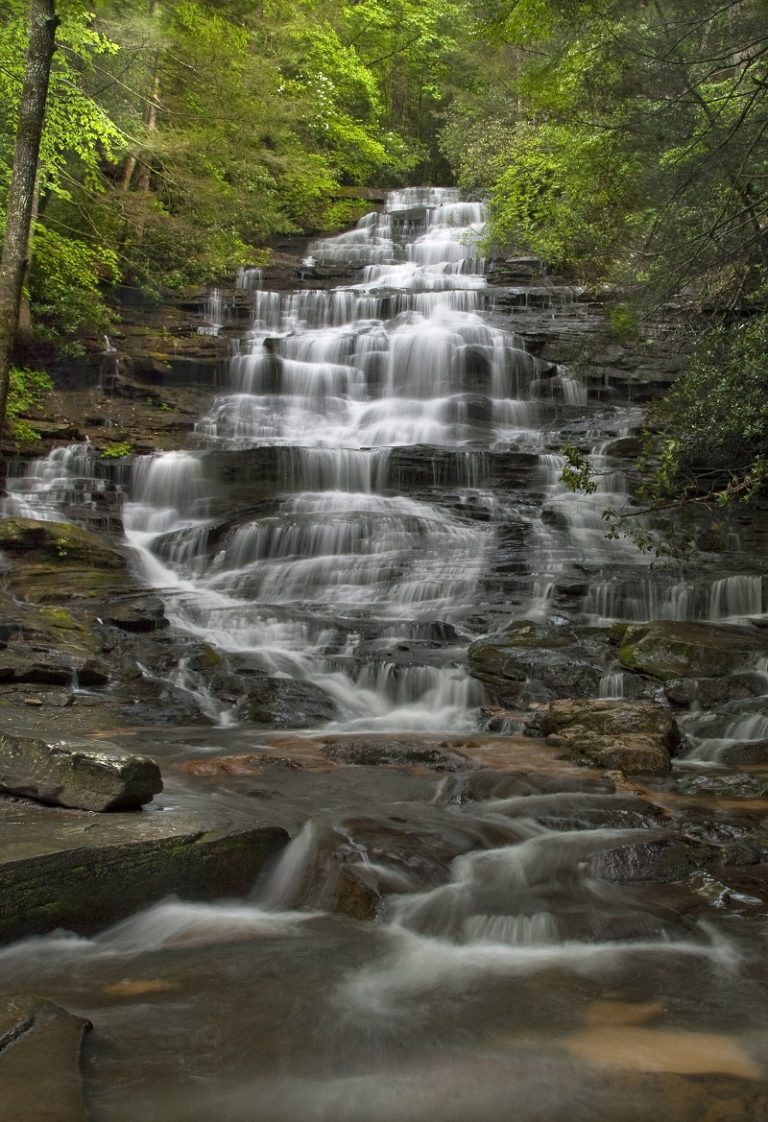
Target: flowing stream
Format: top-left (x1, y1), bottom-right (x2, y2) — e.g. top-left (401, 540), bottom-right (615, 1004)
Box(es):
top-left (2, 188), bottom-right (768, 1120)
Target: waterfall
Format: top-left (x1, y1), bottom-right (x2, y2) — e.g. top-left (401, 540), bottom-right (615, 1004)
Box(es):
top-left (7, 188), bottom-right (767, 733)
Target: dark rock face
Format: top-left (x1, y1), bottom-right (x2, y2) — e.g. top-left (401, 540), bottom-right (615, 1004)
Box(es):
top-left (106, 596), bottom-right (169, 633)
top-left (528, 699), bottom-right (680, 775)
top-left (664, 674), bottom-right (767, 707)
top-left (719, 739), bottom-right (768, 765)
top-left (0, 735), bottom-right (163, 811)
top-left (182, 648), bottom-right (339, 727)
top-left (245, 676), bottom-right (338, 728)
top-left (0, 649), bottom-right (109, 687)
top-left (0, 517), bottom-right (126, 567)
top-left (0, 796), bottom-right (288, 942)
top-left (584, 835), bottom-right (720, 882)
top-left (468, 620), bottom-right (617, 704)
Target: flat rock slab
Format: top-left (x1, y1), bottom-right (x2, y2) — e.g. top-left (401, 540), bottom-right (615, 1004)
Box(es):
top-left (0, 998), bottom-right (91, 1122)
top-left (0, 796), bottom-right (288, 942)
top-left (0, 734), bottom-right (163, 811)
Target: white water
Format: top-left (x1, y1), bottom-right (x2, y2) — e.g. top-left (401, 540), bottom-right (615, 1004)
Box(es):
top-left (120, 190), bottom-right (545, 730)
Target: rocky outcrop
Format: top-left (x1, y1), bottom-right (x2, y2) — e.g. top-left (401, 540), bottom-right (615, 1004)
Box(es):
top-left (0, 796), bottom-right (288, 942)
top-left (0, 516), bottom-right (132, 605)
top-left (0, 735), bottom-right (163, 811)
top-left (467, 621), bottom-right (645, 705)
top-left (528, 699), bottom-right (680, 774)
top-left (106, 595), bottom-right (169, 633)
top-left (181, 647), bottom-right (338, 728)
top-left (617, 620), bottom-right (768, 682)
top-left (0, 517), bottom-right (126, 569)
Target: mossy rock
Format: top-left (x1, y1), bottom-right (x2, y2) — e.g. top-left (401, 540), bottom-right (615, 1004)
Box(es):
top-left (618, 620), bottom-right (768, 682)
top-left (7, 564), bottom-right (133, 604)
top-left (0, 518), bottom-right (126, 570)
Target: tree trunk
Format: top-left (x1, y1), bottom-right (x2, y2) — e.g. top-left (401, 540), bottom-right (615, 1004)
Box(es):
top-left (135, 0), bottom-right (161, 196)
top-left (0, 0), bottom-right (59, 453)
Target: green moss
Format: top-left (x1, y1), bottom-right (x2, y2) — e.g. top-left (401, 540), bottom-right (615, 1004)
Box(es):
top-left (41, 608), bottom-right (79, 630)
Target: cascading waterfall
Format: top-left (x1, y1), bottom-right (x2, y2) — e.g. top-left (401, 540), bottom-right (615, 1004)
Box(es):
top-left (3, 188), bottom-right (768, 1122)
top-left (118, 190), bottom-right (546, 729)
top-left (5, 188), bottom-right (768, 742)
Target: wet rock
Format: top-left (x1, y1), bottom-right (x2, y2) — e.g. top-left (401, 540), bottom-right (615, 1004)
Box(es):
top-left (182, 752), bottom-right (316, 776)
top-left (486, 256), bottom-right (548, 284)
top-left (664, 674), bottom-right (766, 708)
top-left (117, 689), bottom-right (211, 726)
top-left (106, 595), bottom-right (169, 633)
top-left (172, 648), bottom-right (338, 728)
top-left (0, 734), bottom-right (163, 811)
top-left (0, 648), bottom-right (108, 687)
top-left (688, 868), bottom-right (768, 912)
top-left (246, 676), bottom-right (338, 728)
top-left (327, 865), bottom-right (381, 921)
top-left (468, 621), bottom-right (608, 704)
top-left (338, 814), bottom-right (498, 889)
top-left (675, 771), bottom-right (768, 800)
top-left (529, 699), bottom-right (680, 775)
top-left (0, 998), bottom-right (92, 1122)
top-left (0, 796), bottom-right (288, 941)
top-left (439, 770), bottom-right (616, 805)
top-left (0, 523), bottom-right (134, 605)
top-left (320, 737), bottom-right (472, 771)
top-left (719, 739), bottom-right (768, 765)
top-left (618, 620), bottom-right (768, 682)
top-left (481, 706), bottom-right (525, 733)
top-left (585, 835), bottom-right (720, 882)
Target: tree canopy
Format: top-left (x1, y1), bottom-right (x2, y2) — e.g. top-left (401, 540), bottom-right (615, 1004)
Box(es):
top-left (0, 0), bottom-right (471, 351)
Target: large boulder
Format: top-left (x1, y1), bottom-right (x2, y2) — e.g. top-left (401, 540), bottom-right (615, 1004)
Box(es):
top-left (529, 699), bottom-right (680, 774)
top-left (618, 620), bottom-right (768, 682)
top-left (0, 734), bottom-right (163, 811)
top-left (468, 621), bottom-right (607, 704)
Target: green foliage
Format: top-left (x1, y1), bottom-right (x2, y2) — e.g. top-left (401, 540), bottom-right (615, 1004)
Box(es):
top-left (561, 444), bottom-right (597, 494)
top-left (29, 226), bottom-right (118, 351)
top-left (6, 367), bottom-right (54, 445)
top-left (644, 314), bottom-right (768, 498)
top-left (0, 0), bottom-right (475, 350)
top-left (100, 441), bottom-right (133, 458)
top-left (445, 0), bottom-right (768, 300)
top-left (562, 313), bottom-right (768, 554)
